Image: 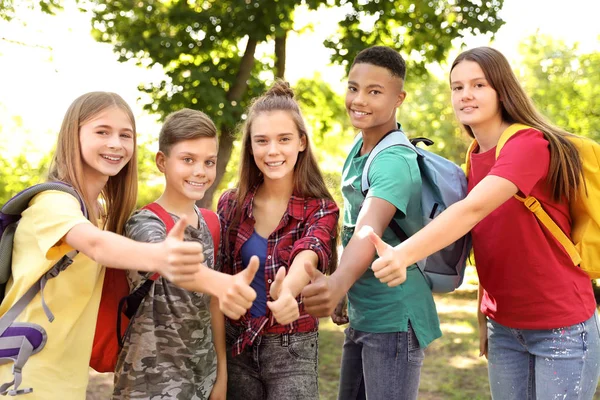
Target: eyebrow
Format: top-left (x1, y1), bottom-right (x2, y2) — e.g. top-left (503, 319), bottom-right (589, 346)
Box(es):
top-left (347, 81), bottom-right (385, 90)
top-left (253, 132), bottom-right (295, 138)
top-left (177, 152), bottom-right (218, 158)
top-left (450, 76), bottom-right (487, 85)
top-left (94, 124), bottom-right (134, 133)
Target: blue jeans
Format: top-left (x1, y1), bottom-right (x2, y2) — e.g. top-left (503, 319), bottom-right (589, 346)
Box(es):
top-left (338, 324), bottom-right (424, 400)
top-left (487, 311), bottom-right (600, 400)
top-left (225, 323), bottom-right (319, 400)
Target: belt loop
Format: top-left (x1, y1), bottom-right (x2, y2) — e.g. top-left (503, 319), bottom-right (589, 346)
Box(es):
top-left (281, 334), bottom-right (289, 347)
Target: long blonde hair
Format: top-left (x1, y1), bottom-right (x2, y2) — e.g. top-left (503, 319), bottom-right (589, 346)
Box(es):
top-left (450, 47), bottom-right (582, 202)
top-left (231, 80), bottom-right (339, 273)
top-left (48, 92), bottom-right (138, 235)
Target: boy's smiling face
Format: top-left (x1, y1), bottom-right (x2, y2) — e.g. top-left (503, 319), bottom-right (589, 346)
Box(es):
top-left (157, 137), bottom-right (218, 202)
top-left (345, 63), bottom-right (406, 136)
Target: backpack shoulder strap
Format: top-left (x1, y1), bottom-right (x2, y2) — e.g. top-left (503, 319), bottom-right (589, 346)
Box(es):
top-left (494, 124), bottom-right (581, 267)
top-left (142, 202), bottom-right (175, 233)
top-left (1, 182), bottom-right (87, 219)
top-left (361, 129), bottom-right (414, 195)
top-left (141, 203), bottom-right (175, 281)
top-left (495, 123), bottom-right (533, 159)
top-left (199, 208), bottom-right (220, 260)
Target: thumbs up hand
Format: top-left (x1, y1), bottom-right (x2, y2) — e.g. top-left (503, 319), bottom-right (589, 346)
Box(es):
top-left (366, 226), bottom-right (408, 287)
top-left (160, 215), bottom-right (206, 284)
top-left (267, 267), bottom-right (300, 325)
top-left (301, 262), bottom-right (341, 318)
top-left (216, 256), bottom-right (259, 320)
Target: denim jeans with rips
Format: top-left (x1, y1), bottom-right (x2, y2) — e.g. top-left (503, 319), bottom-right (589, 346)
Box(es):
top-left (225, 322), bottom-right (318, 400)
top-left (337, 323), bottom-right (425, 400)
top-left (487, 310), bottom-right (600, 400)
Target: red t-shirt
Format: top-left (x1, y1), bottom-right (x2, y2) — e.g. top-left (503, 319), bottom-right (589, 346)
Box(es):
top-left (469, 128), bottom-right (596, 329)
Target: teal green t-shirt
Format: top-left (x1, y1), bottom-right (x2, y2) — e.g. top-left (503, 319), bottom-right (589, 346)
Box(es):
top-left (342, 135), bottom-right (442, 348)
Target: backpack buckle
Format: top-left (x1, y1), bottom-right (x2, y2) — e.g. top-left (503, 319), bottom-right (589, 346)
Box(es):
top-left (523, 196), bottom-right (541, 212)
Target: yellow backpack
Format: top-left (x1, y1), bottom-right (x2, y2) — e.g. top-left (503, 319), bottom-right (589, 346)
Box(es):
top-left (465, 123), bottom-right (600, 279)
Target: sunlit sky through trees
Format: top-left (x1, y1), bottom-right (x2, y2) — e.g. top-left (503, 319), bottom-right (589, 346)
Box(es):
top-left (0, 0), bottom-right (599, 160)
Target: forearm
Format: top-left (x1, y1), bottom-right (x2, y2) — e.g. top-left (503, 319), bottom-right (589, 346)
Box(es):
top-left (282, 250), bottom-right (318, 297)
top-left (395, 199), bottom-right (483, 269)
top-left (330, 234), bottom-right (376, 295)
top-left (177, 268), bottom-right (231, 297)
top-left (210, 297), bottom-right (227, 376)
top-left (78, 228), bottom-right (162, 272)
top-left (477, 283), bottom-right (486, 324)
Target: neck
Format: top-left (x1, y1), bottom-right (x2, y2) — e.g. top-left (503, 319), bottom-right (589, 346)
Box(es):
top-left (360, 119), bottom-right (398, 155)
top-left (259, 174), bottom-right (294, 203)
top-left (471, 120), bottom-right (512, 153)
top-left (83, 175), bottom-right (108, 204)
top-left (155, 189), bottom-right (197, 217)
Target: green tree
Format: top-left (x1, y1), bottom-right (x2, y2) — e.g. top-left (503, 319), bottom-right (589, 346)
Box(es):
top-left (88, 0), bottom-right (505, 206)
top-left (0, 0), bottom-right (62, 21)
top-left (518, 35), bottom-right (600, 141)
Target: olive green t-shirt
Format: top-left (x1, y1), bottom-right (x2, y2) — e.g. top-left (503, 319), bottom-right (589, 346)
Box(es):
top-left (342, 135), bottom-right (442, 348)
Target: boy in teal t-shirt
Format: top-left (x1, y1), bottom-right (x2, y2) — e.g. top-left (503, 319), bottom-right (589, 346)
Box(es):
top-left (303, 46), bottom-right (441, 399)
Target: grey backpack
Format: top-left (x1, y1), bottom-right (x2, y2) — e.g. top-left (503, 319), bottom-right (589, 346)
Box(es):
top-left (357, 128), bottom-right (472, 293)
top-left (0, 182), bottom-right (86, 396)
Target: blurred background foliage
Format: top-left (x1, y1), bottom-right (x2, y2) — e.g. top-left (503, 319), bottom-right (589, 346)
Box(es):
top-left (1, 33), bottom-right (598, 208)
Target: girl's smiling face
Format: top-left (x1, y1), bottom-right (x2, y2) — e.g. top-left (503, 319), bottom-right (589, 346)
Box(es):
top-left (250, 110), bottom-right (306, 184)
top-left (79, 106), bottom-right (134, 184)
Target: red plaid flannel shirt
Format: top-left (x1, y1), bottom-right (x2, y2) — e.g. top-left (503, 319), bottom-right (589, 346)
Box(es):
top-left (217, 186), bottom-right (339, 356)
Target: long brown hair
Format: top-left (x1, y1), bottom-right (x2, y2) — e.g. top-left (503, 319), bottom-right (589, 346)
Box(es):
top-left (48, 92), bottom-right (138, 235)
top-left (450, 47), bottom-right (582, 202)
top-left (231, 80), bottom-right (339, 273)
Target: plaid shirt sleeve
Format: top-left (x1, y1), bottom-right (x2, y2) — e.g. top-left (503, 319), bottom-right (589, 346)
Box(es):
top-left (288, 198), bottom-right (339, 273)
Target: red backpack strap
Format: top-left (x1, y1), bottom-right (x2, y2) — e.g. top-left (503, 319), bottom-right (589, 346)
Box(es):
top-left (142, 203), bottom-right (176, 280)
top-left (199, 208), bottom-right (220, 260)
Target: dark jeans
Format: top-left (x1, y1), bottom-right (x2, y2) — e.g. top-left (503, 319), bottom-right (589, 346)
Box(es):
top-left (225, 323), bottom-right (318, 400)
top-left (338, 324), bottom-right (424, 400)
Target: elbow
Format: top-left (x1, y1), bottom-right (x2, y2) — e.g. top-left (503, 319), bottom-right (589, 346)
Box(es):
top-left (459, 198), bottom-right (489, 230)
top-left (84, 231), bottom-right (107, 264)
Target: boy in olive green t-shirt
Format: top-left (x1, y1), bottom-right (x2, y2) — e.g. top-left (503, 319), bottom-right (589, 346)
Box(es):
top-left (302, 46), bottom-right (441, 400)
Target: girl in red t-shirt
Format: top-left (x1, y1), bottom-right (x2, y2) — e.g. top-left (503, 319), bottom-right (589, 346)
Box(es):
top-left (366, 47), bottom-right (600, 399)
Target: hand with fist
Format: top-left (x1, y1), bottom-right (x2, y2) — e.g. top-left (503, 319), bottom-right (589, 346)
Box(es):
top-left (367, 227), bottom-right (409, 287)
top-left (159, 215), bottom-right (207, 285)
top-left (266, 267), bottom-right (300, 325)
top-left (215, 256), bottom-right (260, 320)
top-left (301, 263), bottom-right (343, 318)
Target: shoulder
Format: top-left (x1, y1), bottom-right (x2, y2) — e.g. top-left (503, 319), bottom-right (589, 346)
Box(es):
top-left (125, 209), bottom-right (167, 241)
top-left (30, 189), bottom-right (82, 210)
top-left (505, 127), bottom-right (547, 146)
top-left (371, 144), bottom-right (418, 169)
top-left (501, 127), bottom-right (549, 157)
top-left (303, 197), bottom-right (339, 215)
top-left (217, 189), bottom-right (238, 211)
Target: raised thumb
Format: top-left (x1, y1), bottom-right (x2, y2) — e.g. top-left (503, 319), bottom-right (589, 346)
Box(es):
top-left (242, 255), bottom-right (260, 284)
top-left (368, 230), bottom-right (389, 256)
top-left (168, 214), bottom-right (188, 241)
top-left (304, 261), bottom-right (322, 283)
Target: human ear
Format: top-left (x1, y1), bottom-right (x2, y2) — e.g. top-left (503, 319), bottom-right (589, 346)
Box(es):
top-left (395, 90), bottom-right (407, 108)
top-left (299, 133), bottom-right (307, 152)
top-left (155, 151), bottom-right (167, 173)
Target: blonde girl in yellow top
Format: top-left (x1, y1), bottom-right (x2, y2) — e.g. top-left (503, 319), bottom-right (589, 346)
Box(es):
top-left (0, 92), bottom-right (256, 399)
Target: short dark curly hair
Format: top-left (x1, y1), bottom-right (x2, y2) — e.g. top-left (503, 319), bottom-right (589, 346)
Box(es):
top-left (351, 46), bottom-right (406, 80)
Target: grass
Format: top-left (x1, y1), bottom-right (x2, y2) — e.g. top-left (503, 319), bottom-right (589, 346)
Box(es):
top-left (316, 266), bottom-right (600, 399)
top-left (89, 267), bottom-right (600, 399)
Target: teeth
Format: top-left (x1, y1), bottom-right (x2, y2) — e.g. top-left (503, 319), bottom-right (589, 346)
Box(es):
top-left (102, 155), bottom-right (121, 161)
top-left (186, 181), bottom-right (205, 187)
top-left (267, 161), bottom-right (284, 167)
top-left (354, 111), bottom-right (368, 116)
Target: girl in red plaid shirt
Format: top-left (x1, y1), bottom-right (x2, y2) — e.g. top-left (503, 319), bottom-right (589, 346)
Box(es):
top-left (217, 80), bottom-right (339, 400)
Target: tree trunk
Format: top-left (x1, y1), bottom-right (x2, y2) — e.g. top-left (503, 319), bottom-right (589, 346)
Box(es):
top-left (197, 37), bottom-right (258, 209)
top-left (275, 32), bottom-right (287, 79)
